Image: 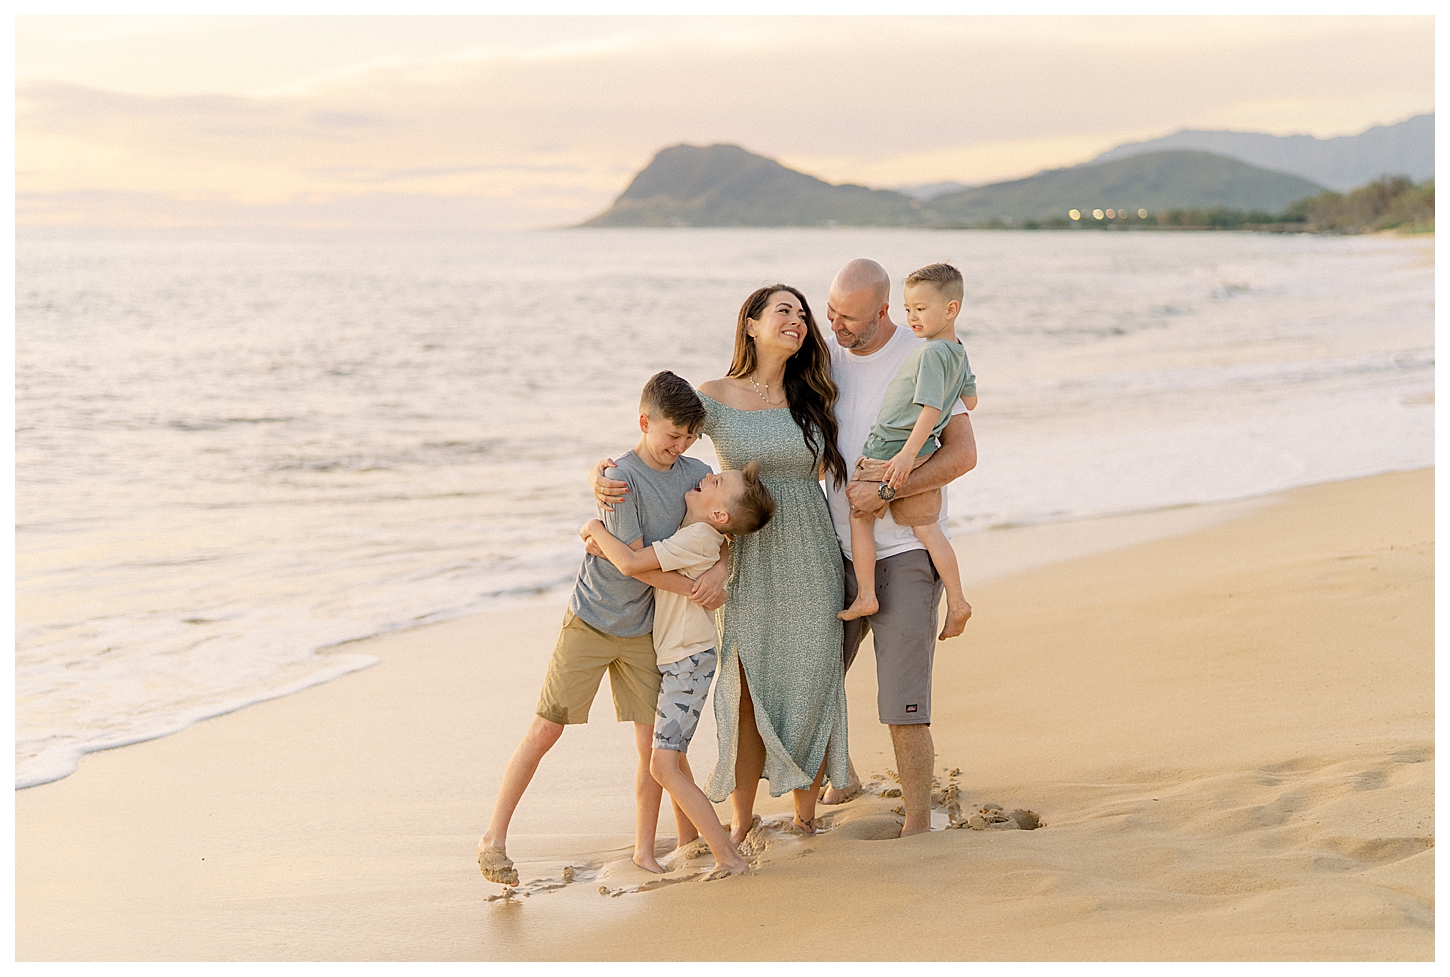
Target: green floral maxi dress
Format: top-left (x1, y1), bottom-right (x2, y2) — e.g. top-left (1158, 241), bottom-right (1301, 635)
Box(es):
top-left (699, 394), bottom-right (850, 801)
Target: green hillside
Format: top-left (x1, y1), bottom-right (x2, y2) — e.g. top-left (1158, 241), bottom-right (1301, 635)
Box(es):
top-left (927, 151), bottom-right (1326, 225)
top-left (581, 143), bottom-right (1333, 229)
top-left (582, 144), bottom-right (923, 227)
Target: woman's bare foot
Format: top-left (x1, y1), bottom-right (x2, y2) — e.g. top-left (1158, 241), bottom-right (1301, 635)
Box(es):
top-left (938, 600), bottom-right (972, 639)
top-left (632, 852), bottom-right (666, 874)
top-left (729, 814), bottom-right (760, 847)
top-left (838, 595), bottom-right (878, 621)
top-left (792, 815), bottom-right (818, 835)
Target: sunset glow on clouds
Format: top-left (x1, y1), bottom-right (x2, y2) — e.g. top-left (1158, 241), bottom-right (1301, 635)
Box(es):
top-left (16, 15), bottom-right (1434, 229)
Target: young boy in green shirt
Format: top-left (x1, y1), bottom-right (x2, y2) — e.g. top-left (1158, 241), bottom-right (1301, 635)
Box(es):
top-left (839, 263), bottom-right (977, 640)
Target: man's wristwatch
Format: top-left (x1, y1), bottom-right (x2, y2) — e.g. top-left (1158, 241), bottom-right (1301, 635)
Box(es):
top-left (877, 482), bottom-right (896, 501)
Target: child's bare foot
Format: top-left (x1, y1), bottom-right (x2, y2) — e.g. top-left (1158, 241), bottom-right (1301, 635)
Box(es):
top-left (632, 852), bottom-right (666, 874)
top-left (477, 841), bottom-right (519, 886)
top-left (708, 852), bottom-right (752, 878)
top-left (838, 596), bottom-right (878, 621)
top-left (939, 600), bottom-right (972, 639)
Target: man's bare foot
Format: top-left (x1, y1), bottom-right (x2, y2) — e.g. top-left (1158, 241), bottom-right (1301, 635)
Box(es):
top-left (838, 596), bottom-right (878, 621)
top-left (632, 852), bottom-right (666, 874)
top-left (938, 600), bottom-right (972, 640)
top-left (477, 841), bottom-right (519, 886)
top-left (899, 821), bottom-right (931, 838)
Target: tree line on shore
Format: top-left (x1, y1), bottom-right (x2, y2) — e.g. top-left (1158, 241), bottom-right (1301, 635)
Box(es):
top-left (1020, 176), bottom-right (1433, 233)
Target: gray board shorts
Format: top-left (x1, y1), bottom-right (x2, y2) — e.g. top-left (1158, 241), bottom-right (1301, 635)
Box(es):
top-left (842, 548), bottom-right (943, 725)
top-left (653, 648), bottom-right (718, 752)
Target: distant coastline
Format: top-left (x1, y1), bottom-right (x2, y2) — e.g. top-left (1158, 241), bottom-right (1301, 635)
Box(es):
top-left (581, 115), bottom-right (1433, 235)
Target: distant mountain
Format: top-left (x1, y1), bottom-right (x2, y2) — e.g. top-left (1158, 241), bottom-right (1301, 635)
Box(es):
top-left (894, 181), bottom-right (972, 201)
top-left (927, 150), bottom-right (1327, 224)
top-left (582, 143), bottom-right (1328, 228)
top-left (581, 144), bottom-right (923, 227)
top-left (1090, 114), bottom-right (1433, 193)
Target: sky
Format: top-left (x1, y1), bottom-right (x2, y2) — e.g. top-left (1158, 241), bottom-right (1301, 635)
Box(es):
top-left (14, 14), bottom-right (1436, 230)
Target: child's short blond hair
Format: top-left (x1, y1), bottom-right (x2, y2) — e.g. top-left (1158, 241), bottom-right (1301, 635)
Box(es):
top-left (723, 460), bottom-right (776, 535)
top-left (905, 262), bottom-right (964, 303)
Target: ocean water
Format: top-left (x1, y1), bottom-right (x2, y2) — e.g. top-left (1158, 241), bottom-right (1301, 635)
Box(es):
top-left (14, 227), bottom-right (1434, 788)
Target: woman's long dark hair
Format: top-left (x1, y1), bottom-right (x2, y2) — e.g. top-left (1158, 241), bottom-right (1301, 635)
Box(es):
top-left (728, 284), bottom-right (849, 486)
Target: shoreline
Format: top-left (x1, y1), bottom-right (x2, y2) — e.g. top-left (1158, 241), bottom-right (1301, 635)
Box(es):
top-left (16, 468), bottom-right (1433, 960)
top-left (16, 478), bottom-right (1279, 792)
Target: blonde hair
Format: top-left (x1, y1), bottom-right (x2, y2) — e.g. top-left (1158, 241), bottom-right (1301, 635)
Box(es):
top-left (905, 262), bottom-right (964, 303)
top-left (722, 460), bottom-right (776, 535)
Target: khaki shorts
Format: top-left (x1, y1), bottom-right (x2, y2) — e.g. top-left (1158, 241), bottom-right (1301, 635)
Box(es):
top-left (853, 454), bottom-right (942, 527)
top-left (536, 611), bottom-right (662, 726)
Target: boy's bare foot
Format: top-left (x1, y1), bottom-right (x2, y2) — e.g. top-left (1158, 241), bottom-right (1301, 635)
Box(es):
top-left (707, 852), bottom-right (752, 878)
top-left (632, 852), bottom-right (666, 874)
top-left (477, 842), bottom-right (519, 887)
top-left (838, 596), bottom-right (878, 621)
top-left (939, 600), bottom-right (972, 639)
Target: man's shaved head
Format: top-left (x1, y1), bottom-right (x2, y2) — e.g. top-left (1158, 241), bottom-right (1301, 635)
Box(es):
top-left (827, 258), bottom-right (893, 354)
top-left (831, 258), bottom-right (890, 306)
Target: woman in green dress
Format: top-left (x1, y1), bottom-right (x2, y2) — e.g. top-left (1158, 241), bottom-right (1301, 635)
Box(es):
top-left (694, 284), bottom-right (852, 838)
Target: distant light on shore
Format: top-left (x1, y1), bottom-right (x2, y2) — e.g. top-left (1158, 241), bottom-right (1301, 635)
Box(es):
top-left (1139, 208), bottom-right (1149, 219)
top-left (1106, 208), bottom-right (1116, 218)
top-left (1069, 209), bottom-right (1081, 220)
top-left (1093, 209), bottom-right (1105, 220)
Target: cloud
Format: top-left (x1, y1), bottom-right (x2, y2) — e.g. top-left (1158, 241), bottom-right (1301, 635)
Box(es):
top-left (16, 15), bottom-right (1435, 229)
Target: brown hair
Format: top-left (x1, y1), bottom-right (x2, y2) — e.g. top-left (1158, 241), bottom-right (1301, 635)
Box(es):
top-left (905, 262), bottom-right (964, 303)
top-left (727, 285), bottom-right (849, 485)
top-left (722, 460), bottom-right (776, 535)
top-left (640, 370), bottom-right (706, 434)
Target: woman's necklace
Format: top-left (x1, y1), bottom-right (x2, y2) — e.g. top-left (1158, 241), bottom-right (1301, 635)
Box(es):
top-left (749, 372), bottom-right (785, 406)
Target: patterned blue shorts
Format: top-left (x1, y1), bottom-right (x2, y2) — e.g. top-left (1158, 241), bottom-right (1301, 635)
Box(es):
top-left (653, 648), bottom-right (717, 753)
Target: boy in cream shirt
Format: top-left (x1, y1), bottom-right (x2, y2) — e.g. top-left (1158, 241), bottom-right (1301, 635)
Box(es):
top-left (581, 460), bottom-right (775, 878)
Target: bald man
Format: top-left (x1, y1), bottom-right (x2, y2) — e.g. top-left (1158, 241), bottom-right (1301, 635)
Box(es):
top-left (822, 258), bottom-right (977, 836)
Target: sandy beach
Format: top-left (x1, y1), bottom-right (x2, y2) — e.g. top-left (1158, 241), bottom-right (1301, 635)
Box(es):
top-left (15, 468), bottom-right (1432, 961)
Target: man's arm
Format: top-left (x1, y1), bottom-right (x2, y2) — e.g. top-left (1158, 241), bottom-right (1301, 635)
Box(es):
top-left (846, 411), bottom-right (977, 516)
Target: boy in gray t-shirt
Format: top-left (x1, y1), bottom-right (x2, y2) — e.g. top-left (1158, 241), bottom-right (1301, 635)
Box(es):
top-left (477, 372), bottom-right (721, 887)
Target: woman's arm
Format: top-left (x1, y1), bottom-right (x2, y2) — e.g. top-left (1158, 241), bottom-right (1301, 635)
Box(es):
top-left (588, 458), bottom-right (628, 512)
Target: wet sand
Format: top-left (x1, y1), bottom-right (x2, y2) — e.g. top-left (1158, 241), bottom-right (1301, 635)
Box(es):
top-left (15, 469), bottom-right (1433, 960)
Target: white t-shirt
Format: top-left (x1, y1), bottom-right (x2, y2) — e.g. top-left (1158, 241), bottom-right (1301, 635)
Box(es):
top-left (650, 520), bottom-right (725, 666)
top-left (827, 326), bottom-right (968, 561)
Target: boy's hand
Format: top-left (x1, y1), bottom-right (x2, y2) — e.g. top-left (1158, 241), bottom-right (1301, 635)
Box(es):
top-left (588, 459), bottom-right (628, 512)
top-left (579, 518), bottom-right (604, 542)
top-left (689, 559), bottom-right (729, 611)
top-left (883, 449), bottom-right (914, 490)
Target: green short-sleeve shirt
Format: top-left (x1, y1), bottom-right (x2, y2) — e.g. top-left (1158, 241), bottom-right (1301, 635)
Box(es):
top-left (860, 339), bottom-right (976, 462)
